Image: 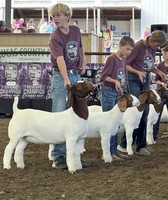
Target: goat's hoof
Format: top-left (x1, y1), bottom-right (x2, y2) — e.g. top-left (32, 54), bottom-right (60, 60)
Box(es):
top-left (127, 152), bottom-right (134, 155)
top-left (52, 162), bottom-right (56, 168)
top-left (104, 159), bottom-right (112, 163)
top-left (17, 164), bottom-right (25, 169)
top-left (68, 169), bottom-right (77, 174)
top-left (3, 165), bottom-right (11, 169)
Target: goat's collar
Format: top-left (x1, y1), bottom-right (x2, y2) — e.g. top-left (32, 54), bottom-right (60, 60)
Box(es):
top-left (74, 95), bottom-right (85, 100)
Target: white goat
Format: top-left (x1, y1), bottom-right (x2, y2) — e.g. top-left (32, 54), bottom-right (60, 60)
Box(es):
top-left (147, 87), bottom-right (168, 145)
top-left (119, 89), bottom-right (161, 155)
top-left (85, 93), bottom-right (140, 163)
top-left (48, 104), bottom-right (103, 161)
top-left (3, 81), bottom-right (94, 174)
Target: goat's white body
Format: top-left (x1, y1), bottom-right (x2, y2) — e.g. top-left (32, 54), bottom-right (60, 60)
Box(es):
top-left (86, 103), bottom-right (143, 156)
top-left (146, 104), bottom-right (160, 145)
top-left (86, 90), bottom-right (161, 156)
top-left (87, 104), bottom-right (123, 163)
top-left (88, 105), bottom-right (102, 112)
top-left (119, 107), bottom-right (143, 155)
top-left (80, 94), bottom-right (140, 162)
top-left (3, 98), bottom-right (88, 174)
top-left (160, 105), bottom-right (168, 122)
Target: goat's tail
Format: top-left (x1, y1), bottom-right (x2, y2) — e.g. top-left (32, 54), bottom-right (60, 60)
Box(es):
top-left (13, 96), bottom-right (19, 113)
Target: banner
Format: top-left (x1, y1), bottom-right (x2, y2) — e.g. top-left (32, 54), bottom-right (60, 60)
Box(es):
top-left (0, 47), bottom-right (50, 63)
top-left (0, 62), bottom-right (52, 99)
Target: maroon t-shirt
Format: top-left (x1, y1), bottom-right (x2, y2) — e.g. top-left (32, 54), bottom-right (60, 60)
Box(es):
top-left (100, 54), bottom-right (128, 89)
top-left (126, 39), bottom-right (156, 71)
top-left (155, 61), bottom-right (168, 81)
top-left (49, 25), bottom-right (83, 70)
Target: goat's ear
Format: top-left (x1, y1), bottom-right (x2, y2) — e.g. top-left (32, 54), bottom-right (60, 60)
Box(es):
top-left (118, 96), bottom-right (127, 112)
top-left (138, 91), bottom-right (148, 104)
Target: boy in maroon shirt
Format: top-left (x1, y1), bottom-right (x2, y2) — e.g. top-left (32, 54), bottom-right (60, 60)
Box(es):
top-left (100, 36), bottom-right (135, 160)
top-left (153, 46), bottom-right (168, 142)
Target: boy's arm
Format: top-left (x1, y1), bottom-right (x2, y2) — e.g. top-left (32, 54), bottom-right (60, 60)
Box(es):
top-left (57, 56), bottom-right (71, 87)
top-left (105, 76), bottom-right (122, 93)
top-left (79, 47), bottom-right (87, 75)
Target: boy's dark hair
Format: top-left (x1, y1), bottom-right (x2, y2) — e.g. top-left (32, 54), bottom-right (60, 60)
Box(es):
top-left (119, 36), bottom-right (135, 47)
top-left (161, 45), bottom-right (168, 52)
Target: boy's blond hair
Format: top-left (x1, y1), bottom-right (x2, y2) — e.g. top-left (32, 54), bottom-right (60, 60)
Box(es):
top-left (48, 3), bottom-right (72, 18)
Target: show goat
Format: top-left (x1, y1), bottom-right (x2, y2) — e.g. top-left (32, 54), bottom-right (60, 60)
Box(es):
top-left (3, 81), bottom-right (94, 174)
top-left (85, 93), bottom-right (140, 163)
top-left (146, 86), bottom-right (168, 145)
top-left (119, 89), bottom-right (161, 155)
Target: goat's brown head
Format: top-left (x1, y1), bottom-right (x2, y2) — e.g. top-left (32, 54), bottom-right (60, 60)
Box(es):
top-left (138, 89), bottom-right (161, 105)
top-left (66, 81), bottom-right (94, 108)
top-left (118, 93), bottom-right (140, 112)
top-left (71, 81), bottom-right (94, 97)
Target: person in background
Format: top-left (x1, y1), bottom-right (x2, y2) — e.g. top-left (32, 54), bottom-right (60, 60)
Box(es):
top-left (37, 18), bottom-right (48, 33)
top-left (117, 30), bottom-right (167, 156)
top-left (26, 18), bottom-right (36, 33)
top-left (11, 19), bottom-right (17, 31)
top-left (72, 20), bottom-right (78, 26)
top-left (48, 3), bottom-right (87, 169)
top-left (46, 20), bottom-right (56, 34)
top-left (100, 36), bottom-right (135, 160)
top-left (152, 46), bottom-right (168, 142)
top-left (104, 35), bottom-right (112, 62)
top-left (19, 18), bottom-right (26, 28)
top-left (0, 20), bottom-right (12, 32)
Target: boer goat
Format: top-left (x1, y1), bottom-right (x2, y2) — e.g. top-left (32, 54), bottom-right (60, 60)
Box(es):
top-left (147, 86), bottom-right (168, 145)
top-left (119, 89), bottom-right (161, 155)
top-left (85, 93), bottom-right (140, 163)
top-left (3, 81), bottom-right (94, 174)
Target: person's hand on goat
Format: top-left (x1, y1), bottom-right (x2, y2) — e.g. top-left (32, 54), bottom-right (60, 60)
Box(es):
top-left (114, 80), bottom-right (122, 93)
top-left (137, 71), bottom-right (146, 83)
top-left (64, 79), bottom-right (71, 89)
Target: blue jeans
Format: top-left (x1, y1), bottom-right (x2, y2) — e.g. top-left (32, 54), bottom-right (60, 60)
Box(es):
top-left (101, 86), bottom-right (118, 155)
top-left (120, 72), bottom-right (150, 152)
top-left (51, 69), bottom-right (81, 160)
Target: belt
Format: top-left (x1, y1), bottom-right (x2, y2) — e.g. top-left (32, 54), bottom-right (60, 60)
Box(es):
top-left (53, 67), bottom-right (79, 75)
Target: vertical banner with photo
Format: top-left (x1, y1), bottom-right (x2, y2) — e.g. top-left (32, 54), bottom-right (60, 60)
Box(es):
top-left (0, 47), bottom-right (52, 99)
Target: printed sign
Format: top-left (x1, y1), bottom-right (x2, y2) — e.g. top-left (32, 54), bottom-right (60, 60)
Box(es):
top-left (0, 62), bottom-right (52, 99)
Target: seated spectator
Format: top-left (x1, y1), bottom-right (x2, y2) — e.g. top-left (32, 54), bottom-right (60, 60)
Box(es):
top-left (37, 18), bottom-right (47, 33)
top-left (19, 18), bottom-right (26, 28)
top-left (13, 20), bottom-right (27, 33)
top-left (27, 18), bottom-right (36, 33)
top-left (46, 20), bottom-right (56, 34)
top-left (0, 20), bottom-right (12, 32)
top-left (11, 19), bottom-right (17, 31)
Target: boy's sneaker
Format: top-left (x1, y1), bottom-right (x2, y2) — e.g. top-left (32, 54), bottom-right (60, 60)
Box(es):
top-left (112, 154), bottom-right (124, 161)
top-left (54, 155), bottom-right (68, 170)
top-left (54, 156), bottom-right (88, 169)
top-left (135, 148), bottom-right (150, 156)
top-left (117, 145), bottom-right (127, 153)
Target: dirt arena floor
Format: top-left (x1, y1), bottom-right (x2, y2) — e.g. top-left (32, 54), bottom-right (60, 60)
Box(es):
top-left (0, 117), bottom-right (168, 200)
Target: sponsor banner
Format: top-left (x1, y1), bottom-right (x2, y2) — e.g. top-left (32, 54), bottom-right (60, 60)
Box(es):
top-left (0, 47), bottom-right (50, 62)
top-left (0, 62), bottom-right (52, 99)
top-left (0, 61), bottom-right (104, 99)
